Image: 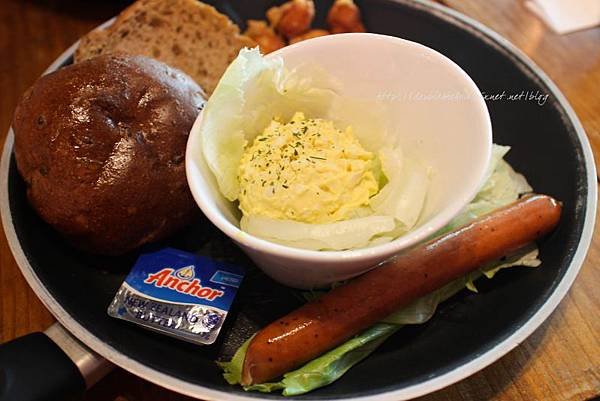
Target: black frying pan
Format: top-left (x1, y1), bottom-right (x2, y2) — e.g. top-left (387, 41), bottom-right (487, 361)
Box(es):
top-left (0, 0), bottom-right (596, 400)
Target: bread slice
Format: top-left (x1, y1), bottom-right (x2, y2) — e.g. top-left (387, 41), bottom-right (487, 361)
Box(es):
top-left (75, 0), bottom-right (255, 95)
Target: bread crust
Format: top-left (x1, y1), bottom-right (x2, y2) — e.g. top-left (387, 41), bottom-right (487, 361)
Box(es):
top-left (74, 0), bottom-right (256, 95)
top-left (13, 54), bottom-right (205, 255)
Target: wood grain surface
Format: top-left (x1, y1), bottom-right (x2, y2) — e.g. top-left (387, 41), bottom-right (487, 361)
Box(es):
top-left (0, 0), bottom-right (598, 400)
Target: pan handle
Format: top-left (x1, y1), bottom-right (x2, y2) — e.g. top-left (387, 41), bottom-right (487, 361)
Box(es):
top-left (0, 323), bottom-right (114, 401)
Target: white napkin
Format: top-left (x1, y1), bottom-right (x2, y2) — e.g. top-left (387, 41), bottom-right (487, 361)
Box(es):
top-left (525, 0), bottom-right (600, 34)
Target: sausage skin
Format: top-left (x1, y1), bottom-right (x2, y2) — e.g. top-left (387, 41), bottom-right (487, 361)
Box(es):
top-left (241, 194), bottom-right (562, 385)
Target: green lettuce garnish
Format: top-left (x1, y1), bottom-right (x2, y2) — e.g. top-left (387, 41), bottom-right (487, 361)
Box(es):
top-left (200, 48), bottom-right (336, 201)
top-left (218, 144), bottom-right (536, 395)
top-left (218, 323), bottom-right (399, 396)
top-left (200, 48), bottom-right (431, 250)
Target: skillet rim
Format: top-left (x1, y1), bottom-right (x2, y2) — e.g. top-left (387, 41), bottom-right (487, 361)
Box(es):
top-left (1, 1), bottom-right (596, 400)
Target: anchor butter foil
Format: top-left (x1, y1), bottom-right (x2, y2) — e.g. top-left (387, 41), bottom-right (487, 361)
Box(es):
top-left (108, 248), bottom-right (245, 345)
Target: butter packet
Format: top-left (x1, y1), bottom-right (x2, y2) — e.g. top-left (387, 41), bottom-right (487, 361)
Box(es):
top-left (108, 248), bottom-right (245, 345)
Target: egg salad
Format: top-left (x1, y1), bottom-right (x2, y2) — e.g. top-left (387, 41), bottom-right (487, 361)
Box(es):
top-left (238, 112), bottom-right (379, 224)
top-left (200, 48), bottom-right (430, 251)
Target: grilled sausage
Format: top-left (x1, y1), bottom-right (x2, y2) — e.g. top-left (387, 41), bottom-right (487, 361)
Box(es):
top-left (241, 194), bottom-right (562, 385)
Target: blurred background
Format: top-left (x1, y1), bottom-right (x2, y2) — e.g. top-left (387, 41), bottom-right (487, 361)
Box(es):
top-left (0, 1), bottom-right (598, 400)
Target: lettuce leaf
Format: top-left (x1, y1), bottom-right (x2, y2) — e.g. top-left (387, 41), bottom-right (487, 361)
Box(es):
top-left (218, 145), bottom-right (539, 395)
top-left (219, 323), bottom-right (400, 396)
top-left (217, 248), bottom-right (537, 396)
top-left (200, 48), bottom-right (335, 201)
top-left (241, 215), bottom-right (396, 251)
top-left (200, 49), bottom-right (429, 248)
top-left (370, 152), bottom-right (429, 231)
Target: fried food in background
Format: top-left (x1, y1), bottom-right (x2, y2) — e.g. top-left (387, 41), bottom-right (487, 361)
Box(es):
top-left (12, 55), bottom-right (205, 255)
top-left (246, 0), bottom-right (366, 54)
top-left (75, 0), bottom-right (255, 95)
top-left (267, 0), bottom-right (315, 39)
top-left (289, 29), bottom-right (330, 44)
top-left (245, 20), bottom-right (286, 54)
top-left (327, 0), bottom-right (366, 33)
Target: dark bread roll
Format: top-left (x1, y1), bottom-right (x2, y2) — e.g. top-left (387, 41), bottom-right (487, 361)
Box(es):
top-left (13, 54), bottom-right (205, 255)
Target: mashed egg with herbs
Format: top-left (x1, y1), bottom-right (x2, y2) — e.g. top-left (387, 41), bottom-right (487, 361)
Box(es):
top-left (237, 112), bottom-right (379, 224)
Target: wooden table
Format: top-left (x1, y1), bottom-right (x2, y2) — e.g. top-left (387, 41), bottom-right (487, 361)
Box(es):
top-left (0, 1), bottom-right (598, 400)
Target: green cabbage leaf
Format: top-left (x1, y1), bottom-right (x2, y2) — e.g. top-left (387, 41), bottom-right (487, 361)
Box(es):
top-left (218, 145), bottom-right (538, 395)
top-left (200, 49), bottom-right (429, 250)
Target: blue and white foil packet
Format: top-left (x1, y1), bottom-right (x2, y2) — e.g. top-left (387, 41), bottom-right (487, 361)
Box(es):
top-left (108, 248), bottom-right (245, 345)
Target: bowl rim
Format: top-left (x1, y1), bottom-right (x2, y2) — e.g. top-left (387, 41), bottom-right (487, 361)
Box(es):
top-left (185, 32), bottom-right (493, 263)
top-left (2, 2), bottom-right (596, 401)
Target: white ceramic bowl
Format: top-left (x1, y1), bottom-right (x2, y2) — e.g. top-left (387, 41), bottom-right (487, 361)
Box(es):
top-left (186, 33), bottom-right (492, 289)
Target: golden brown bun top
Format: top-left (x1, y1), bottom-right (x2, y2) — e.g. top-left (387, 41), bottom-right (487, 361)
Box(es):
top-left (13, 54), bottom-right (205, 255)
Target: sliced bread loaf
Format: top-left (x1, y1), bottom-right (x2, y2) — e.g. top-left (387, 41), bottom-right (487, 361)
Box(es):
top-left (75, 0), bottom-right (255, 95)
